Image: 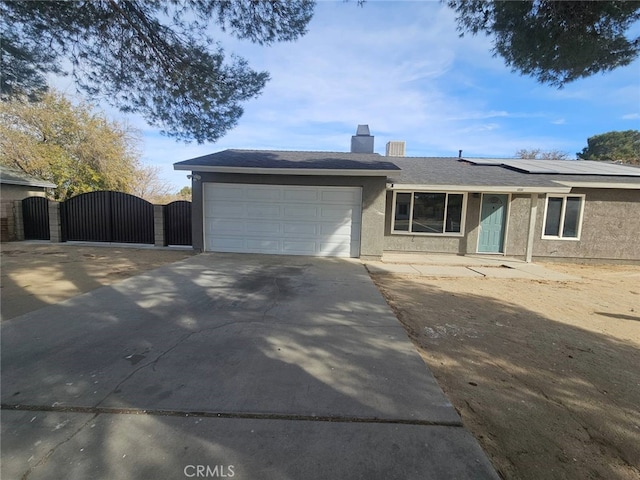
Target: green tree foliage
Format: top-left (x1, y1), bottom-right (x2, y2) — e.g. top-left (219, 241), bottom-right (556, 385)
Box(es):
top-left (448, 1), bottom-right (640, 87)
top-left (577, 130), bottom-right (640, 165)
top-left (515, 149), bottom-right (570, 160)
top-left (0, 0), bottom-right (314, 143)
top-left (0, 90), bottom-right (142, 200)
top-left (178, 186), bottom-right (193, 201)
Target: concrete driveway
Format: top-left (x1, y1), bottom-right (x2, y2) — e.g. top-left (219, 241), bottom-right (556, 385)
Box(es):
top-left (1, 253), bottom-right (498, 479)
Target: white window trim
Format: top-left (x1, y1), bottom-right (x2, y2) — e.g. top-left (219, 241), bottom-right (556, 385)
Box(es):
top-left (391, 191), bottom-right (467, 236)
top-left (541, 194), bottom-right (586, 241)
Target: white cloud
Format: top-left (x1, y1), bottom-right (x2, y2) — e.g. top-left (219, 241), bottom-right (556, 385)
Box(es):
top-left (39, 1), bottom-right (640, 189)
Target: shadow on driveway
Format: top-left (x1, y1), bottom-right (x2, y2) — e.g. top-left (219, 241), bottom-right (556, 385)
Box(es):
top-left (2, 253), bottom-right (498, 480)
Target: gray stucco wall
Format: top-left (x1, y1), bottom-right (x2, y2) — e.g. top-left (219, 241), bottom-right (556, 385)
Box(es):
top-left (378, 187), bottom-right (640, 262)
top-left (383, 191), bottom-right (482, 254)
top-left (190, 172), bottom-right (388, 258)
top-left (0, 184), bottom-right (48, 201)
top-left (533, 188), bottom-right (640, 262)
top-left (503, 194), bottom-right (533, 257)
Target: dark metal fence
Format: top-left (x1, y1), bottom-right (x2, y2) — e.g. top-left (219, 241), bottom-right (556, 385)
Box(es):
top-left (61, 191), bottom-right (154, 244)
top-left (22, 197), bottom-right (50, 240)
top-left (164, 200), bottom-right (192, 246)
top-left (21, 192), bottom-right (192, 246)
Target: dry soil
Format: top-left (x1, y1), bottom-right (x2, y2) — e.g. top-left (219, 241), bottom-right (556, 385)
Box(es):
top-left (1, 242), bottom-right (194, 320)
top-left (372, 263), bottom-right (640, 480)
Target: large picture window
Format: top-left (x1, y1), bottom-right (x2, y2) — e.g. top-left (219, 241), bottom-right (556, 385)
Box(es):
top-left (542, 195), bottom-right (585, 239)
top-left (392, 192), bottom-right (465, 235)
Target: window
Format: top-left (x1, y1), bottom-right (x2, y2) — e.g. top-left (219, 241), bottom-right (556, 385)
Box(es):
top-left (392, 191), bottom-right (465, 235)
top-left (542, 195), bottom-right (585, 239)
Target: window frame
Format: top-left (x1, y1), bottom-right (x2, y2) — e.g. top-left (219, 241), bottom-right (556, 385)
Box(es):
top-left (391, 190), bottom-right (467, 236)
top-left (541, 194), bottom-right (586, 241)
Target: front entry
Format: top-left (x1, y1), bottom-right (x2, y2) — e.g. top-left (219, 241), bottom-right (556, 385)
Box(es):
top-left (478, 194), bottom-right (508, 253)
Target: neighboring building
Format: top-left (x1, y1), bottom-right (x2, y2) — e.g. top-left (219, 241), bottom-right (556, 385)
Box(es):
top-left (0, 166), bottom-right (56, 241)
top-left (174, 126), bottom-right (640, 263)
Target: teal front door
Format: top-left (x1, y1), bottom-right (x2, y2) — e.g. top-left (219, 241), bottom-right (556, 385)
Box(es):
top-left (478, 194), bottom-right (508, 253)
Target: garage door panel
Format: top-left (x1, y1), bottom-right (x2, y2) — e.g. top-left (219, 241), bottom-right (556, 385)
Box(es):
top-left (283, 206), bottom-right (319, 218)
top-left (283, 223), bottom-right (319, 235)
top-left (246, 188), bottom-right (282, 201)
top-left (283, 189), bottom-right (319, 202)
top-left (320, 223), bottom-right (352, 235)
top-left (319, 242), bottom-right (352, 256)
top-left (207, 220), bottom-right (245, 234)
top-left (207, 203), bottom-right (245, 218)
top-left (253, 222), bottom-right (282, 234)
top-left (208, 186), bottom-right (244, 200)
top-left (282, 240), bottom-right (318, 254)
top-left (210, 236), bottom-right (246, 250)
top-left (204, 184), bottom-right (361, 257)
top-left (247, 204), bottom-right (281, 218)
top-left (246, 239), bottom-right (280, 251)
top-left (320, 207), bottom-right (353, 221)
top-left (321, 189), bottom-right (360, 204)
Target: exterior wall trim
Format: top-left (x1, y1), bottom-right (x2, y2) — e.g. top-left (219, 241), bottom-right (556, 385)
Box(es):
top-left (175, 165), bottom-right (395, 176)
top-left (387, 184), bottom-right (570, 194)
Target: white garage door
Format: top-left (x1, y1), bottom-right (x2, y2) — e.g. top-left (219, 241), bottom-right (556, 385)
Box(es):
top-left (203, 183), bottom-right (362, 257)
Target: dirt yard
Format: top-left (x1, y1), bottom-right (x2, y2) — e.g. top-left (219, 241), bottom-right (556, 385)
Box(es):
top-left (372, 263), bottom-right (640, 480)
top-left (1, 242), bottom-right (194, 320)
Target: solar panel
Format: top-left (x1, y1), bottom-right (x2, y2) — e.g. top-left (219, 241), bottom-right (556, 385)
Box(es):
top-left (463, 158), bottom-right (640, 177)
top-left (461, 158), bottom-right (505, 165)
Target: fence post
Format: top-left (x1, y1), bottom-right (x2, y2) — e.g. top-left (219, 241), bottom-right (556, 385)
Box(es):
top-left (154, 205), bottom-right (166, 247)
top-left (49, 201), bottom-right (62, 242)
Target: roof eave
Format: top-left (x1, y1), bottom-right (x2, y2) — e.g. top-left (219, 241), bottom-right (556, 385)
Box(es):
top-left (174, 165), bottom-right (396, 176)
top-left (1, 179), bottom-right (57, 188)
top-left (386, 184), bottom-right (571, 194)
top-left (555, 181), bottom-right (640, 190)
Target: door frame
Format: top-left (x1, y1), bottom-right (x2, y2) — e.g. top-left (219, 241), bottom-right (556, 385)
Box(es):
top-left (476, 193), bottom-right (511, 254)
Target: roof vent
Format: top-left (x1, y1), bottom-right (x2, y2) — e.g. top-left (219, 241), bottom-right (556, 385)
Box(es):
top-left (386, 141), bottom-right (406, 157)
top-left (351, 124), bottom-right (374, 153)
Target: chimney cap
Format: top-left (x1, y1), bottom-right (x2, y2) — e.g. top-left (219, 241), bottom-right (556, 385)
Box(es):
top-left (356, 124), bottom-right (370, 136)
top-left (351, 124), bottom-right (374, 153)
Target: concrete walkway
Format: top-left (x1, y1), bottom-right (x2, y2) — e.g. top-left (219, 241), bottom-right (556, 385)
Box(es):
top-left (1, 253), bottom-right (498, 480)
top-left (365, 253), bottom-right (581, 281)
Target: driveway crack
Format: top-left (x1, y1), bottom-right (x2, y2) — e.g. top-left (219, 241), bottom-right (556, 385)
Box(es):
top-left (261, 275), bottom-right (281, 320)
top-left (96, 321), bottom-right (243, 407)
top-left (20, 413), bottom-right (99, 480)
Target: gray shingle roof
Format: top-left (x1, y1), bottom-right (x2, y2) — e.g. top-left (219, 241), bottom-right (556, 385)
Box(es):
top-left (174, 150), bottom-right (639, 189)
top-left (0, 165), bottom-right (56, 188)
top-left (387, 157), bottom-right (640, 188)
top-left (387, 157), bottom-right (561, 187)
top-left (175, 149), bottom-right (400, 171)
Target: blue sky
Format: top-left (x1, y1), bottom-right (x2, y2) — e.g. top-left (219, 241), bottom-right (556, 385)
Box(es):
top-left (56, 1), bottom-right (640, 190)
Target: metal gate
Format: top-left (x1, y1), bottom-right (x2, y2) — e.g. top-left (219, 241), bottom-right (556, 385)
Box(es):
top-left (164, 200), bottom-right (192, 246)
top-left (61, 191), bottom-right (154, 244)
top-left (22, 197), bottom-right (50, 240)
